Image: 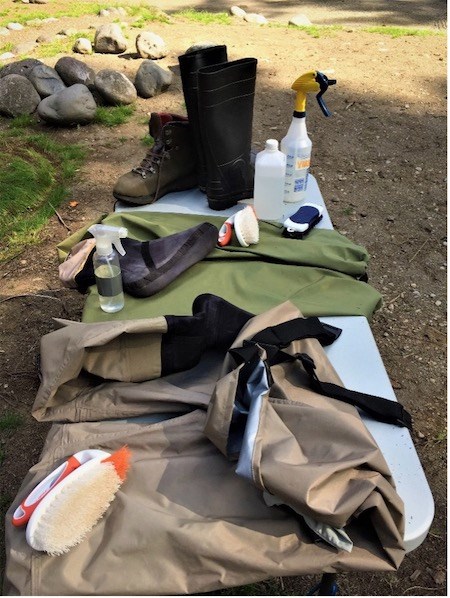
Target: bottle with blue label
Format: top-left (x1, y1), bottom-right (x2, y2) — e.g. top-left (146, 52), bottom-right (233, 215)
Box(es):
top-left (281, 71), bottom-right (336, 204)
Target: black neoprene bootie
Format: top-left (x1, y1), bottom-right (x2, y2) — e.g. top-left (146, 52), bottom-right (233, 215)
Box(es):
top-left (161, 294), bottom-right (254, 376)
top-left (178, 45), bottom-right (228, 192)
top-left (197, 58), bottom-right (257, 210)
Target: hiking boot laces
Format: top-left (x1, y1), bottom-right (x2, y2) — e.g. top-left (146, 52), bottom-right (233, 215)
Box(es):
top-left (132, 140), bottom-right (170, 179)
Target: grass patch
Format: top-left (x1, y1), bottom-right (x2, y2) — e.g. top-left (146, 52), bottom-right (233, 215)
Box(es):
top-left (8, 114), bottom-right (36, 129)
top-left (0, 10), bottom-right (48, 27)
top-left (287, 24), bottom-right (343, 37)
top-left (362, 25), bottom-right (444, 38)
top-left (94, 104), bottom-right (136, 127)
top-left (127, 4), bottom-right (171, 27)
top-left (141, 134), bottom-right (154, 147)
top-left (0, 42), bottom-right (14, 55)
top-left (172, 9), bottom-right (231, 25)
top-left (435, 429), bottom-right (447, 443)
top-left (0, 412), bottom-right (24, 432)
top-left (0, 2), bottom-right (133, 26)
top-left (34, 32), bottom-right (94, 59)
top-left (0, 130), bottom-right (86, 262)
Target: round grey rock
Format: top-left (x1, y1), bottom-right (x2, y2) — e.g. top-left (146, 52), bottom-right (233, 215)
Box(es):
top-left (244, 13), bottom-right (268, 24)
top-left (7, 22), bottom-right (24, 31)
top-left (185, 41), bottom-right (218, 54)
top-left (12, 41), bottom-right (37, 55)
top-left (135, 31), bottom-right (167, 59)
top-left (134, 60), bottom-right (173, 98)
top-left (230, 6), bottom-right (246, 18)
top-left (73, 38), bottom-right (93, 54)
top-left (94, 23), bottom-right (127, 54)
top-left (28, 64), bottom-right (66, 98)
top-left (0, 58), bottom-right (43, 79)
top-left (54, 56), bottom-right (96, 87)
top-left (0, 74), bottom-right (41, 117)
top-left (94, 69), bottom-right (137, 105)
top-left (289, 14), bottom-right (312, 26)
top-left (0, 27), bottom-right (10, 36)
top-left (37, 83), bottom-right (97, 125)
top-left (36, 33), bottom-right (54, 43)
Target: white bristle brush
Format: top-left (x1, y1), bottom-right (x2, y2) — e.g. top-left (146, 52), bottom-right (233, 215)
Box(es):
top-left (218, 206), bottom-right (259, 248)
top-left (234, 206), bottom-right (259, 247)
top-left (25, 446), bottom-right (131, 556)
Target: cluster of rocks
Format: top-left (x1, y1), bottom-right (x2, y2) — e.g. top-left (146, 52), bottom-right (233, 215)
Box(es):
top-left (0, 56), bottom-right (173, 125)
top-left (229, 5), bottom-right (312, 26)
top-left (1, 21), bottom-right (168, 62)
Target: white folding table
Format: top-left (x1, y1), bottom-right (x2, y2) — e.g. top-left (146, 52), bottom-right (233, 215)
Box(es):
top-left (116, 175), bottom-right (434, 554)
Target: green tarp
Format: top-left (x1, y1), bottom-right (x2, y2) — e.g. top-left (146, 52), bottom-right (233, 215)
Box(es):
top-left (57, 211), bottom-right (382, 322)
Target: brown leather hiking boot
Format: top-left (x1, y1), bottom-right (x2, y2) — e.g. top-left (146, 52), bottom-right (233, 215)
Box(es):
top-left (112, 113), bottom-right (198, 205)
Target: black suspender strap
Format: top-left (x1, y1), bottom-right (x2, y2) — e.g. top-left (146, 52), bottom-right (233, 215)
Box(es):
top-left (230, 317), bottom-right (342, 365)
top-left (295, 352), bottom-right (412, 430)
top-left (229, 319), bottom-right (413, 431)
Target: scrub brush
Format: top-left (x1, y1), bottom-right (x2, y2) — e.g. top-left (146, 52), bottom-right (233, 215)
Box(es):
top-left (234, 206), bottom-right (259, 247)
top-left (25, 445), bottom-right (131, 556)
top-left (218, 206), bottom-right (259, 247)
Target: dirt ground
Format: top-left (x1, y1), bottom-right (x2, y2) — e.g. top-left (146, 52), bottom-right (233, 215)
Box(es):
top-left (0, 0), bottom-right (447, 595)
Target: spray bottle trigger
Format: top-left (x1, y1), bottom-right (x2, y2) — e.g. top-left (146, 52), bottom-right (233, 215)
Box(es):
top-left (112, 227), bottom-right (128, 256)
top-left (315, 72), bottom-right (337, 117)
top-left (113, 238), bottom-right (126, 256)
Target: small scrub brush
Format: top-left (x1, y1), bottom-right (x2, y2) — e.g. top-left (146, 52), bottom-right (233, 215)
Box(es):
top-left (24, 446), bottom-right (131, 556)
top-left (234, 205), bottom-right (259, 247)
top-left (218, 206), bottom-right (259, 247)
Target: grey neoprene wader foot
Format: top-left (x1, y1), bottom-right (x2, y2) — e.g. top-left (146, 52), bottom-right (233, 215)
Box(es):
top-left (179, 47), bottom-right (257, 211)
top-left (120, 223), bottom-right (219, 298)
top-left (112, 112), bottom-right (198, 205)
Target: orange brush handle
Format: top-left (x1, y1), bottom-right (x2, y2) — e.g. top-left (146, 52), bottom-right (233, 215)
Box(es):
top-left (12, 455), bottom-right (81, 527)
top-left (218, 220), bottom-right (234, 247)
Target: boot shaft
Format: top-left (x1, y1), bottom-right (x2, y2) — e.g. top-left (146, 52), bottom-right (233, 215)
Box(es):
top-left (198, 58), bottom-right (258, 209)
top-left (178, 46), bottom-right (228, 192)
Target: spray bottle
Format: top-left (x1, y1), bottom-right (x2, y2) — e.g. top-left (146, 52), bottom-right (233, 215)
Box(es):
top-left (281, 71), bottom-right (336, 204)
top-left (88, 224), bottom-right (128, 313)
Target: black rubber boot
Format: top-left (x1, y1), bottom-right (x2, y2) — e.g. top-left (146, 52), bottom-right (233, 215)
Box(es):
top-left (198, 58), bottom-right (257, 210)
top-left (178, 45), bottom-right (228, 192)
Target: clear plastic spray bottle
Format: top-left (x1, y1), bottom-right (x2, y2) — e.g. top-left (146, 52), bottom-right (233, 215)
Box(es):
top-left (88, 224), bottom-right (128, 313)
top-left (281, 71), bottom-right (336, 204)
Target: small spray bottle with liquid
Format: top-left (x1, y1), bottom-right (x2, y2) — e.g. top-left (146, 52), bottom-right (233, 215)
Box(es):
top-left (88, 224), bottom-right (128, 313)
top-left (281, 71), bottom-right (336, 203)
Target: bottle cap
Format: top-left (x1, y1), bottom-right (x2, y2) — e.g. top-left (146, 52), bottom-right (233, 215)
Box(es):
top-left (265, 139), bottom-right (279, 151)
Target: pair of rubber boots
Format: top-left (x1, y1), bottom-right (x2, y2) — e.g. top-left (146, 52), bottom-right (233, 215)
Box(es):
top-left (113, 46), bottom-right (257, 211)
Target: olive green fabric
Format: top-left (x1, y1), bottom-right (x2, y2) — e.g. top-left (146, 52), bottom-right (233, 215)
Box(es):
top-left (57, 212), bottom-right (382, 322)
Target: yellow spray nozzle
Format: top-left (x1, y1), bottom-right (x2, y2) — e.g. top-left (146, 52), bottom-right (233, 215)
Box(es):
top-left (291, 71), bottom-right (336, 116)
top-left (292, 71), bottom-right (320, 112)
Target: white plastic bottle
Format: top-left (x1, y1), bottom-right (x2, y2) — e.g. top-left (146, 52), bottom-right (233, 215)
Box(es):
top-left (253, 139), bottom-right (286, 220)
top-left (88, 224), bottom-right (128, 313)
top-left (280, 116), bottom-right (312, 204)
